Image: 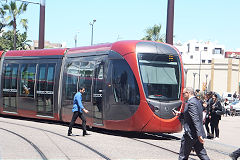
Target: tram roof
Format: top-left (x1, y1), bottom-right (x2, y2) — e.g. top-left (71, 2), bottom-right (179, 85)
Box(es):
top-left (67, 40), bottom-right (174, 57)
top-left (3, 40), bottom-right (176, 58)
top-left (4, 48), bottom-right (67, 57)
top-left (67, 40), bottom-right (145, 56)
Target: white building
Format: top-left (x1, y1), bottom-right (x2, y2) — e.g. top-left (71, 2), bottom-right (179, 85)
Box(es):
top-left (175, 40), bottom-right (225, 64)
top-left (175, 40), bottom-right (240, 97)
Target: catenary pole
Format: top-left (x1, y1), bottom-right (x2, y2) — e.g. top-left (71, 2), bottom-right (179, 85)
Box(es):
top-left (166, 0), bottom-right (174, 45)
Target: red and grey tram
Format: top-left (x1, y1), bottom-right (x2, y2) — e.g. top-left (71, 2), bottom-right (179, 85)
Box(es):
top-left (0, 40), bottom-right (184, 133)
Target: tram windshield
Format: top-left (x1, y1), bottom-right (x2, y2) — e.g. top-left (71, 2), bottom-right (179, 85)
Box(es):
top-left (138, 53), bottom-right (181, 101)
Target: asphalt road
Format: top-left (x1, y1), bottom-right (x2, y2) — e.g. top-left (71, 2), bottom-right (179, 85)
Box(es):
top-left (0, 115), bottom-right (239, 160)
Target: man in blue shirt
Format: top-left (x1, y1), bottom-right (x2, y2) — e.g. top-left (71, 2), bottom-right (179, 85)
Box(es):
top-left (68, 87), bottom-right (89, 136)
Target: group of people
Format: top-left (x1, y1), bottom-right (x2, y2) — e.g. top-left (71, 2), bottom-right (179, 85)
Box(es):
top-left (67, 86), bottom-right (239, 159)
top-left (174, 87), bottom-right (239, 160)
top-left (201, 91), bottom-right (223, 140)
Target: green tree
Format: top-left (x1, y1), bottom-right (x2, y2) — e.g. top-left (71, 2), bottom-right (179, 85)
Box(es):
top-left (3, 1), bottom-right (28, 50)
top-left (0, 7), bottom-right (6, 32)
top-left (142, 24), bottom-right (165, 42)
top-left (0, 30), bottom-right (31, 51)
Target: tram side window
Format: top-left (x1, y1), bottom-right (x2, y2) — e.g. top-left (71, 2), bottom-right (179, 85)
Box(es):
top-left (46, 64), bottom-right (55, 91)
top-left (110, 60), bottom-right (140, 105)
top-left (3, 64), bottom-right (11, 90)
top-left (64, 61), bottom-right (94, 102)
top-left (78, 61), bottom-right (94, 102)
top-left (65, 62), bottom-right (79, 100)
top-left (3, 64), bottom-right (18, 91)
top-left (20, 64), bottom-right (36, 97)
top-left (2, 63), bottom-right (19, 108)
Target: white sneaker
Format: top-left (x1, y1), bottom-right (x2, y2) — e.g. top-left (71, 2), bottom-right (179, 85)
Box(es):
top-left (214, 137), bottom-right (220, 140)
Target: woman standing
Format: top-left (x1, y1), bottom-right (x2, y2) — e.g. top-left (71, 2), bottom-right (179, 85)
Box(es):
top-left (210, 93), bottom-right (223, 140)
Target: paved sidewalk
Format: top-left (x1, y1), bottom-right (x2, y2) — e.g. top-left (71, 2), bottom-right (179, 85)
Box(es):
top-left (216, 115), bottom-right (240, 147)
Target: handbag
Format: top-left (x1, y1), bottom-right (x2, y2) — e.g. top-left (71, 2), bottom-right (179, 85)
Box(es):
top-left (216, 106), bottom-right (226, 116)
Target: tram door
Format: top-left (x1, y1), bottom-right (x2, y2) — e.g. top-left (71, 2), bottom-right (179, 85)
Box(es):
top-left (36, 63), bottom-right (55, 117)
top-left (92, 61), bottom-right (104, 125)
top-left (2, 63), bottom-right (19, 113)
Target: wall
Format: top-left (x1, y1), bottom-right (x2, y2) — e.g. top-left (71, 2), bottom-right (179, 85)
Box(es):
top-left (184, 58), bottom-right (240, 96)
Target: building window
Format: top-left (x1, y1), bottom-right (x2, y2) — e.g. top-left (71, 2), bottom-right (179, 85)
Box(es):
top-left (214, 48), bottom-right (222, 54)
top-left (202, 60), bottom-right (205, 63)
top-left (208, 60), bottom-right (212, 63)
top-left (204, 47), bottom-right (208, 51)
top-left (195, 47), bottom-right (199, 51)
top-left (190, 55), bottom-right (193, 59)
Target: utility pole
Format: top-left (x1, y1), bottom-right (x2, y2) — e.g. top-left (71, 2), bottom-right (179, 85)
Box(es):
top-left (38, 0), bottom-right (45, 49)
top-left (89, 19), bottom-right (96, 46)
top-left (166, 0), bottom-right (174, 45)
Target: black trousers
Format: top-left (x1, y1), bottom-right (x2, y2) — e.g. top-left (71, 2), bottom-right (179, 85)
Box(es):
top-left (68, 111), bottom-right (86, 134)
top-left (204, 117), bottom-right (210, 134)
top-left (179, 134), bottom-right (210, 160)
top-left (232, 148), bottom-right (240, 158)
top-left (210, 118), bottom-right (220, 138)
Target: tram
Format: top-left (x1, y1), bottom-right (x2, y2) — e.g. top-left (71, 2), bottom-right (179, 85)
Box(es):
top-left (0, 40), bottom-right (184, 133)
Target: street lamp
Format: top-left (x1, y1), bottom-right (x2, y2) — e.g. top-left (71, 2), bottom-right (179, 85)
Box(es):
top-left (89, 19), bottom-right (96, 46)
top-left (74, 31), bottom-right (80, 47)
top-left (15, 0), bottom-right (45, 49)
top-left (193, 72), bottom-right (198, 91)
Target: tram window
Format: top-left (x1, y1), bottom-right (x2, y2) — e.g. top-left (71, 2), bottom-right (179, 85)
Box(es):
top-left (65, 62), bottom-right (79, 100)
top-left (38, 64), bottom-right (46, 91)
top-left (110, 59), bottom-right (140, 105)
top-left (78, 61), bottom-right (94, 102)
top-left (2, 63), bottom-right (19, 109)
top-left (3, 64), bottom-right (18, 90)
top-left (138, 53), bottom-right (181, 101)
top-left (64, 61), bottom-right (94, 102)
top-left (46, 64), bottom-right (55, 91)
top-left (3, 64), bottom-right (11, 89)
top-left (20, 64), bottom-right (36, 97)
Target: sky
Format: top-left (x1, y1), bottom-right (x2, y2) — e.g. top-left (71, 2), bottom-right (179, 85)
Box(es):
top-left (13, 0), bottom-right (240, 51)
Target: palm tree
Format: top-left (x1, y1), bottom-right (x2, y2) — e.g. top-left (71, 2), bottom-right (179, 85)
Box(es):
top-left (0, 7), bottom-right (6, 32)
top-left (142, 24), bottom-right (165, 42)
top-left (3, 1), bottom-right (28, 50)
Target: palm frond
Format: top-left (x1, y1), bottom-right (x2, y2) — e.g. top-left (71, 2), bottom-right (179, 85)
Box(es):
top-left (20, 18), bottom-right (28, 30)
top-left (142, 24), bottom-right (164, 42)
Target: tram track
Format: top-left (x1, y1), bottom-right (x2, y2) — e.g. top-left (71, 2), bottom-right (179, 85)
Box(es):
top-left (0, 128), bottom-right (48, 160)
top-left (100, 129), bottom-right (232, 160)
top-left (0, 118), bottom-right (232, 160)
top-left (144, 133), bottom-right (233, 156)
top-left (0, 120), bottom-right (111, 160)
top-left (133, 133), bottom-right (233, 159)
top-left (99, 129), bottom-right (197, 160)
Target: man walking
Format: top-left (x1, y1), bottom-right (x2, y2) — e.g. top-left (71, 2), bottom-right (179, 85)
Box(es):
top-left (68, 87), bottom-right (90, 136)
top-left (174, 87), bottom-right (210, 160)
top-left (229, 148), bottom-right (240, 160)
